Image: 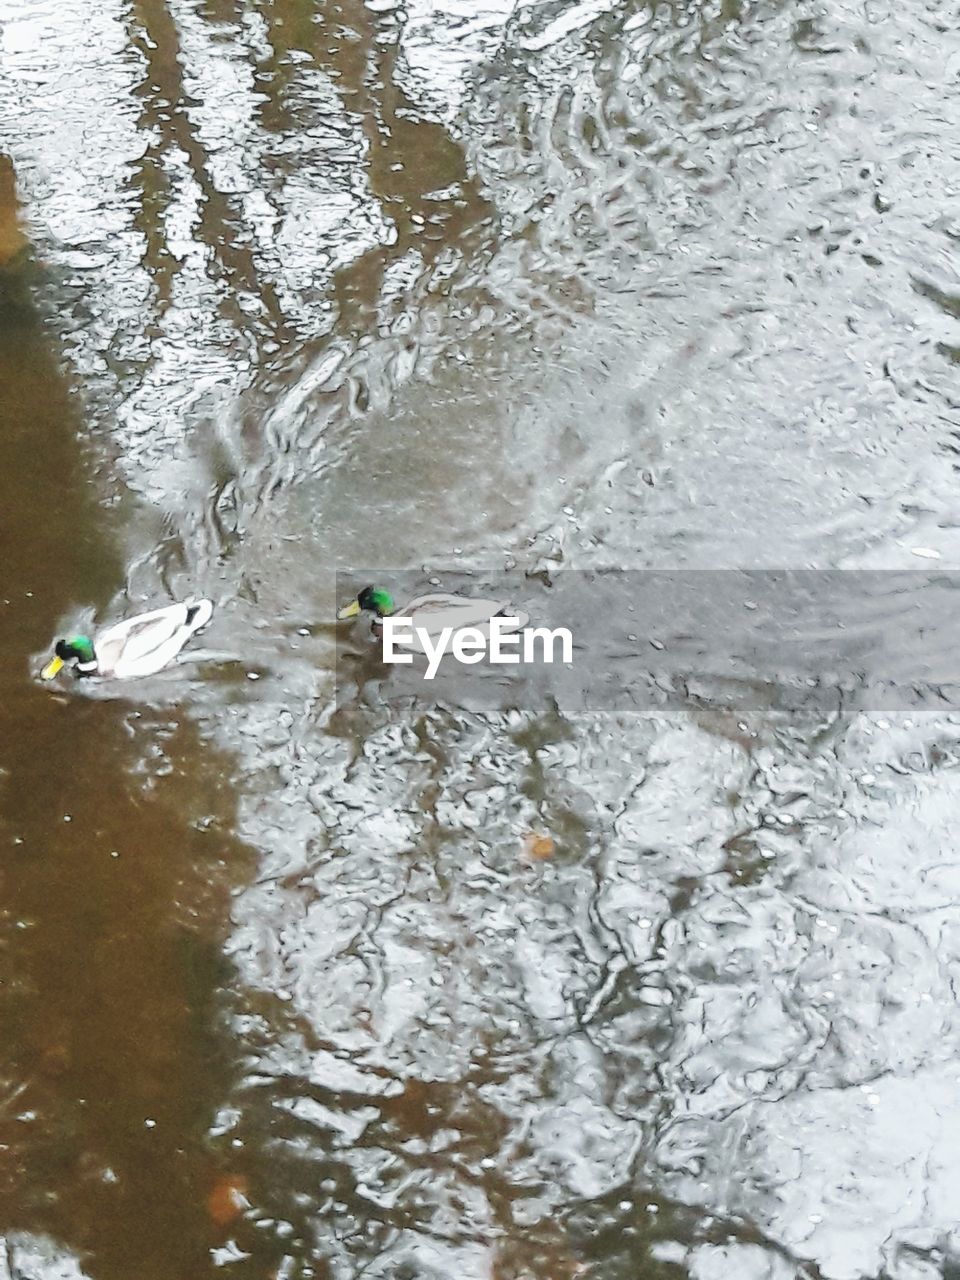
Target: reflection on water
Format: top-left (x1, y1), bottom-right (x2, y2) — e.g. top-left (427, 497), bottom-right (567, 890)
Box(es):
top-left (3, 0), bottom-right (960, 1275)
top-left (0, 249), bottom-right (258, 1279)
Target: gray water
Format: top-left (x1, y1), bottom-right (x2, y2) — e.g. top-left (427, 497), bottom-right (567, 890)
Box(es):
top-left (2, 0), bottom-right (960, 1276)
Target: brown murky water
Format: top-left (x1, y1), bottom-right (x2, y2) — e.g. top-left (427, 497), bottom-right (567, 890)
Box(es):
top-left (3, 0), bottom-right (960, 1276)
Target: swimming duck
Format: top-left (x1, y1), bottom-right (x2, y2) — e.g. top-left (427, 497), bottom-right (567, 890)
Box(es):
top-left (40, 599), bottom-right (214, 681)
top-left (337, 585), bottom-right (528, 650)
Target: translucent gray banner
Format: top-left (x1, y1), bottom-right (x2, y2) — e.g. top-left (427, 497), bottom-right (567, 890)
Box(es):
top-left (332, 570), bottom-right (960, 713)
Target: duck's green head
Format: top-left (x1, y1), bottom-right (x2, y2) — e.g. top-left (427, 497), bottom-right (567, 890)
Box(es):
top-left (41, 635), bottom-right (96, 680)
top-left (337, 586), bottom-right (395, 620)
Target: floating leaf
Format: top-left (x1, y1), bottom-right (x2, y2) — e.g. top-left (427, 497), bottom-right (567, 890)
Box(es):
top-left (207, 1173), bottom-right (250, 1227)
top-left (522, 832), bottom-right (556, 860)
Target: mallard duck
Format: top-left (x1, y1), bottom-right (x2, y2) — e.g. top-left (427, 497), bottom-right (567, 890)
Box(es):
top-left (40, 599), bottom-right (214, 681)
top-left (337, 585), bottom-right (529, 651)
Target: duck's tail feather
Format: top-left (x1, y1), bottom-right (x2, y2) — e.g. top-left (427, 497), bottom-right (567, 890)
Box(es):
top-left (184, 599), bottom-right (214, 631)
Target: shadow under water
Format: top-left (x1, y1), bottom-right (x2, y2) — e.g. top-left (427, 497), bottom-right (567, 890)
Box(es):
top-left (0, 230), bottom-right (258, 1280)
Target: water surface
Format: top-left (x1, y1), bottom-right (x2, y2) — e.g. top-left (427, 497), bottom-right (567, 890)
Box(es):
top-left (2, 0), bottom-right (960, 1276)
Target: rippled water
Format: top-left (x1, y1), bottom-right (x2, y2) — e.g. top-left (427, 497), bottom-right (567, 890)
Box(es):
top-left (3, 0), bottom-right (960, 1275)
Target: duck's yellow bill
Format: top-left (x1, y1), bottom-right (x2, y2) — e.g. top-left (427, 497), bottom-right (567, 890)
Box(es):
top-left (337, 600), bottom-right (361, 620)
top-left (40, 655), bottom-right (64, 680)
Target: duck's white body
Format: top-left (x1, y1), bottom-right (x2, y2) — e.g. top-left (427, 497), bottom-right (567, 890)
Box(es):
top-left (376, 594), bottom-right (529, 654)
top-left (91, 599), bottom-right (213, 678)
